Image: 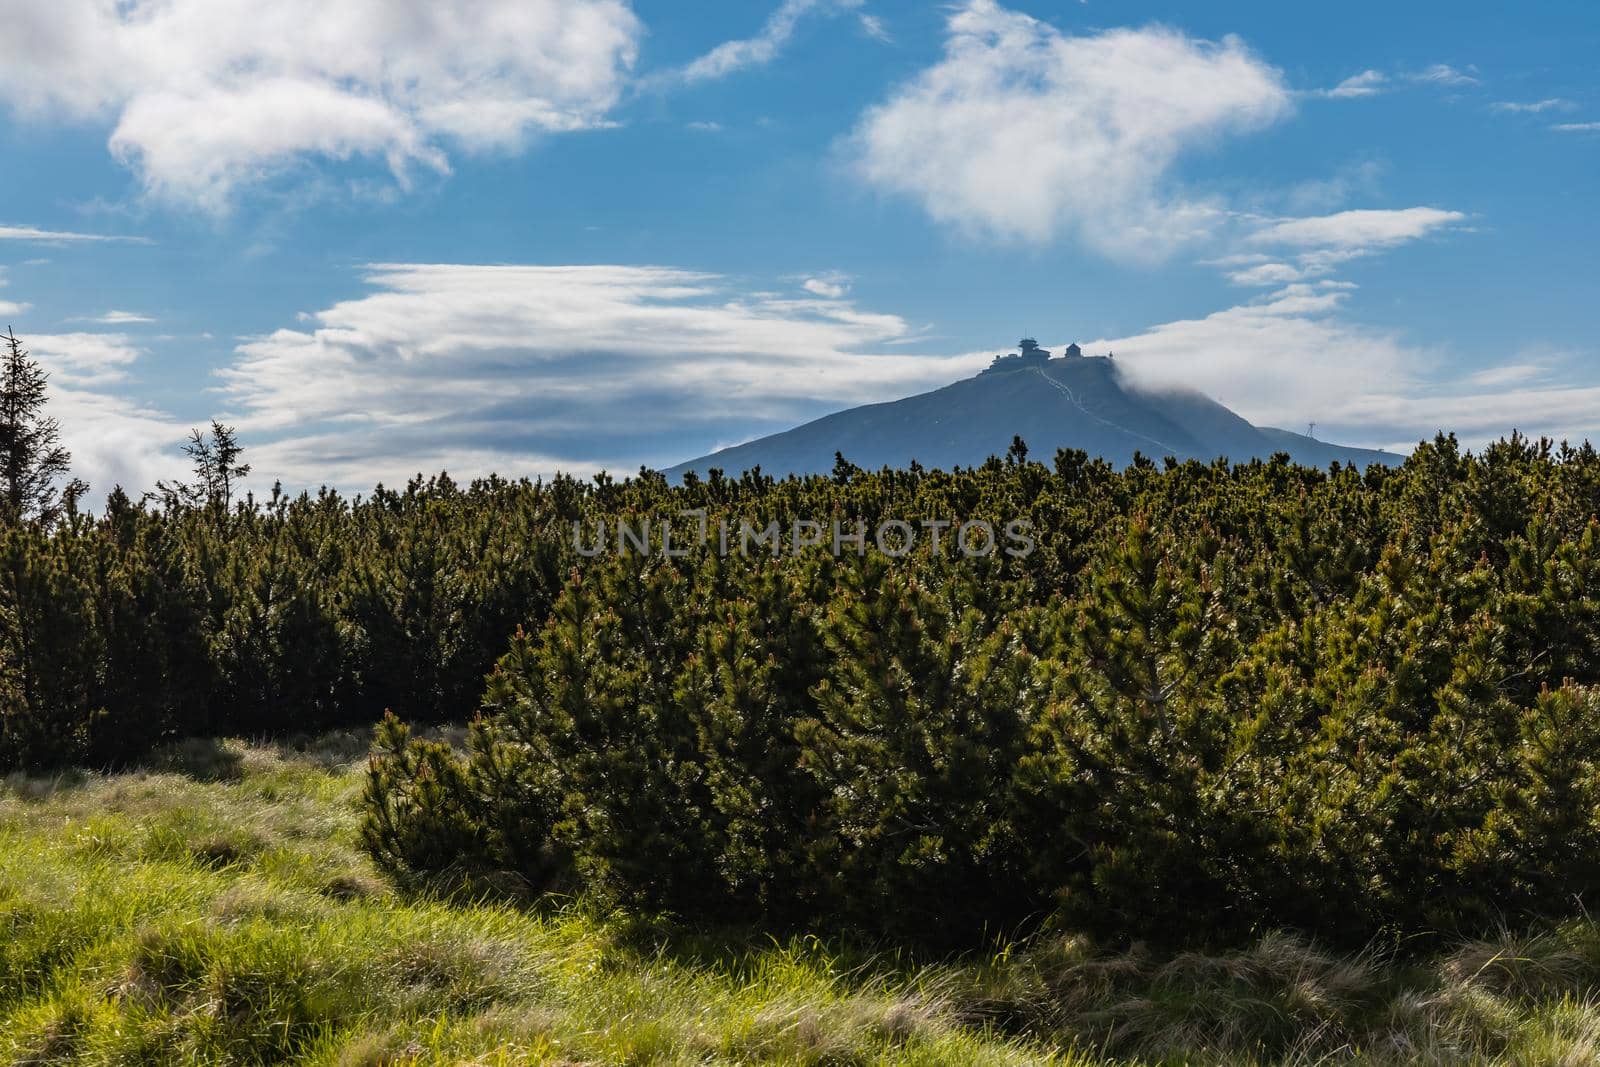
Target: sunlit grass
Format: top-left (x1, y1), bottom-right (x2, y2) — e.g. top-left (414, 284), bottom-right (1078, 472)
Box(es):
top-left (3, 735), bottom-right (1600, 1065)
top-left (0, 736), bottom-right (1069, 1065)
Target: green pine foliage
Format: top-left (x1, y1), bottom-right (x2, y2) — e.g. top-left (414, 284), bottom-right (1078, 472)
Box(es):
top-left (9, 431), bottom-right (1600, 946)
top-left (357, 435), bottom-right (1600, 947)
top-left (800, 557), bottom-right (1037, 936)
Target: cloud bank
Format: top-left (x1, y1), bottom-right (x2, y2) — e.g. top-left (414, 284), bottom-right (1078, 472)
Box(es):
top-left (16, 256), bottom-right (1600, 498)
top-left (1095, 282), bottom-right (1600, 454)
top-left (218, 264), bottom-right (987, 488)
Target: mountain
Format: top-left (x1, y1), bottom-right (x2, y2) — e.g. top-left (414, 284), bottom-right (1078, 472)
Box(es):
top-left (667, 343), bottom-right (1401, 479)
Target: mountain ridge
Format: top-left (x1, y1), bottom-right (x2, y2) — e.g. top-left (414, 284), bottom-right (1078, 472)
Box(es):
top-left (667, 345), bottom-right (1401, 479)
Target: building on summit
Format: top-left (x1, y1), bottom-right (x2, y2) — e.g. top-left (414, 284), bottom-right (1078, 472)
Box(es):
top-left (983, 337), bottom-right (1096, 374)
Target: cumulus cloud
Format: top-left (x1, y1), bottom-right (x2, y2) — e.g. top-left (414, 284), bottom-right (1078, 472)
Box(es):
top-left (848, 0), bottom-right (1293, 260)
top-left (3, 0), bottom-right (642, 209)
top-left (678, 0), bottom-right (863, 83)
top-left (217, 264), bottom-right (988, 488)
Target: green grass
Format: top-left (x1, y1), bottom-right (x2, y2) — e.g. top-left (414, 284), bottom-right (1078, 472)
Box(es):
top-left (3, 735), bottom-right (1600, 1065)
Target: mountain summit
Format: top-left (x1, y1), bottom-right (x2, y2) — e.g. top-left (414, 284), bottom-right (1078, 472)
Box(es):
top-left (668, 339), bottom-right (1401, 479)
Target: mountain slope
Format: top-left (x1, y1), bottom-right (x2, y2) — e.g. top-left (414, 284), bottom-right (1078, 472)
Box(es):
top-left (667, 355), bottom-right (1400, 479)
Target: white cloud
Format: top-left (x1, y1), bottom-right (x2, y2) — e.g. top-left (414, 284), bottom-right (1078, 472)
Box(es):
top-left (1201, 253), bottom-right (1269, 268)
top-left (1201, 207), bottom-right (1466, 285)
top-left (1091, 282), bottom-right (1422, 434)
top-left (3, 0), bottom-right (642, 210)
top-left (26, 259), bottom-right (1590, 493)
top-left (1316, 70), bottom-right (1387, 99)
top-left (218, 259), bottom-right (1590, 488)
top-left (1340, 385), bottom-right (1600, 453)
top-left (848, 1), bottom-right (1292, 260)
top-left (1249, 207), bottom-right (1464, 252)
top-left (1094, 283), bottom-right (1600, 452)
top-left (1279, 160), bottom-right (1387, 214)
top-left (217, 263), bottom-right (987, 488)
top-left (73, 310), bottom-right (157, 325)
top-left (1553, 122), bottom-right (1600, 133)
top-left (27, 331), bottom-right (144, 388)
top-left (1491, 98), bottom-right (1575, 114)
top-left (686, 120), bottom-right (724, 132)
top-left (678, 0), bottom-right (863, 83)
top-left (54, 387), bottom-right (190, 501)
top-left (0, 224), bottom-right (147, 243)
top-left (1225, 261), bottom-right (1307, 287)
top-left (0, 301), bottom-right (32, 318)
top-left (859, 14), bottom-right (892, 44)
top-left (12, 332), bottom-right (188, 498)
top-left (1310, 62), bottom-right (1484, 103)
top-left (1410, 63), bottom-right (1479, 87)
top-left (1463, 362), bottom-right (1553, 388)
top-left (802, 272), bottom-right (852, 298)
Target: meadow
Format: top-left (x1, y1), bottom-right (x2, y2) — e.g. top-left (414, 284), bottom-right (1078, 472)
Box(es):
top-left (5, 734), bottom-right (1600, 1066)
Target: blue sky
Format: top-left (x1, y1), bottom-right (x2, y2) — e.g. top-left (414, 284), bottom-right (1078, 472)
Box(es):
top-left (1, 0), bottom-right (1596, 496)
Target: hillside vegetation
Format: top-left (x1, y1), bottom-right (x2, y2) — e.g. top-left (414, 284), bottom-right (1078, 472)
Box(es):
top-left (7, 738), bottom-right (1600, 1066)
top-left (6, 434), bottom-right (1600, 950)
